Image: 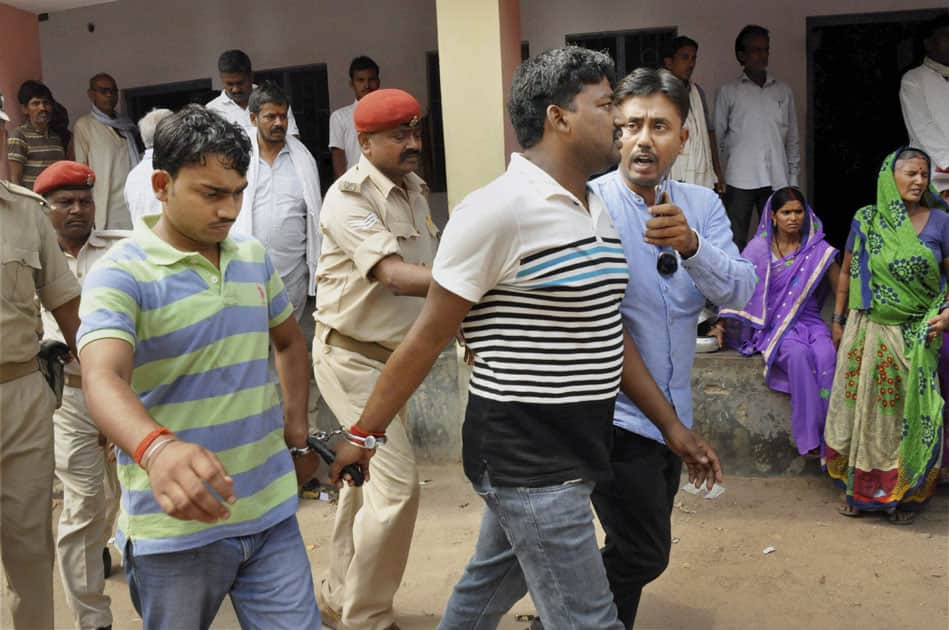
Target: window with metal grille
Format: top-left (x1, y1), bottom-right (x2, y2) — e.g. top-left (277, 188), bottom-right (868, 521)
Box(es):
top-left (566, 27), bottom-right (677, 76)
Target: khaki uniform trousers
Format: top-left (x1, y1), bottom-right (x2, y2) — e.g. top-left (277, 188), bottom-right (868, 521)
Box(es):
top-left (313, 337), bottom-right (420, 630)
top-left (0, 370), bottom-right (56, 630)
top-left (54, 385), bottom-right (120, 630)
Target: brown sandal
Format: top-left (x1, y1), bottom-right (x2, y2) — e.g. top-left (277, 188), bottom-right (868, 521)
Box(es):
top-left (837, 504), bottom-right (861, 517)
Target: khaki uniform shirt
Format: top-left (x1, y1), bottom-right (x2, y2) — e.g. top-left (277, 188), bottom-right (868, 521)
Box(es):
top-left (42, 229), bottom-right (130, 375)
top-left (0, 181), bottom-right (81, 364)
top-left (316, 156), bottom-right (438, 348)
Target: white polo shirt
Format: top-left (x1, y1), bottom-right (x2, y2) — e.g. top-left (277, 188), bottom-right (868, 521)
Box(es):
top-left (434, 153), bottom-right (630, 488)
top-left (328, 100), bottom-right (361, 169)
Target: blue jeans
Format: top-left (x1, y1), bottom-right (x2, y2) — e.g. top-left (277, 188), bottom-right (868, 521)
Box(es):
top-left (438, 472), bottom-right (622, 630)
top-left (125, 516), bottom-right (320, 630)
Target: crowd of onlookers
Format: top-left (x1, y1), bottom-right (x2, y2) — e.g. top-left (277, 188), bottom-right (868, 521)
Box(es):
top-left (1, 12), bottom-right (948, 630)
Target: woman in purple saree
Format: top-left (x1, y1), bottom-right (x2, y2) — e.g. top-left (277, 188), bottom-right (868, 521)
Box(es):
top-left (714, 187), bottom-right (840, 455)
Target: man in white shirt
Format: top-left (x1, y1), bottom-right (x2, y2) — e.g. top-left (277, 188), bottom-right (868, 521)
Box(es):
top-left (715, 25), bottom-right (800, 249)
top-left (661, 36), bottom-right (725, 192)
top-left (234, 84), bottom-right (321, 323)
top-left (73, 73), bottom-right (142, 230)
top-left (206, 49), bottom-right (300, 138)
top-left (329, 56), bottom-right (380, 180)
top-left (900, 13), bottom-right (949, 176)
top-left (124, 108), bottom-right (172, 223)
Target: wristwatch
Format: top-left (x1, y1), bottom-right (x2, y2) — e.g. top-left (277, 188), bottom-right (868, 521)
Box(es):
top-left (288, 444), bottom-right (314, 458)
top-left (345, 432), bottom-right (387, 449)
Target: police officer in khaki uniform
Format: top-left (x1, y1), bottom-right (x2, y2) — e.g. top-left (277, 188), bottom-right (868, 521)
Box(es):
top-left (1, 106), bottom-right (82, 628)
top-left (314, 89), bottom-right (437, 630)
top-left (34, 161), bottom-right (126, 630)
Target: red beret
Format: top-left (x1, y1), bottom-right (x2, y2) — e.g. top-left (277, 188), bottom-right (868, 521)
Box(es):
top-left (354, 89), bottom-right (422, 133)
top-left (33, 161), bottom-right (96, 196)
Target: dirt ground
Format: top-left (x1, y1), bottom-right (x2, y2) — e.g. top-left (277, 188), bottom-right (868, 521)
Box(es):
top-left (47, 464), bottom-right (948, 630)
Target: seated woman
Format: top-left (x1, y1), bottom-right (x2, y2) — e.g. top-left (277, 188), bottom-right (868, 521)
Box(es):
top-left (825, 147), bottom-right (949, 524)
top-left (713, 187), bottom-right (839, 456)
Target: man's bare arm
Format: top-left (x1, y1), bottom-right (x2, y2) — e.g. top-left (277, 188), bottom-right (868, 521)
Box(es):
top-left (331, 148), bottom-right (347, 180)
top-left (709, 130), bottom-right (726, 192)
top-left (329, 281), bottom-right (473, 483)
top-left (50, 296), bottom-right (80, 357)
top-left (270, 315), bottom-right (319, 485)
top-left (270, 316), bottom-right (310, 446)
top-left (371, 254), bottom-right (433, 297)
top-left (80, 338), bottom-right (236, 522)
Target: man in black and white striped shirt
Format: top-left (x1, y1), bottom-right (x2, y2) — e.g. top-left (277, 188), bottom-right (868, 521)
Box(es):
top-left (329, 47), bottom-right (721, 629)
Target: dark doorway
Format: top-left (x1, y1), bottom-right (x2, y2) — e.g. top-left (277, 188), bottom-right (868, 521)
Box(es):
top-left (123, 78), bottom-right (216, 128)
top-left (807, 9), bottom-right (945, 249)
top-left (255, 64), bottom-right (332, 193)
top-left (424, 50), bottom-right (447, 195)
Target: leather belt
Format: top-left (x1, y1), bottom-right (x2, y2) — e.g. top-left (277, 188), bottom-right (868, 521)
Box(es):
top-left (65, 373), bottom-right (82, 389)
top-left (0, 358), bottom-right (39, 384)
top-left (325, 329), bottom-right (393, 364)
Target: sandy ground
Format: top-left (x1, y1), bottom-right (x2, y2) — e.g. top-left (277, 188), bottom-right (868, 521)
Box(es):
top-left (46, 465), bottom-right (948, 630)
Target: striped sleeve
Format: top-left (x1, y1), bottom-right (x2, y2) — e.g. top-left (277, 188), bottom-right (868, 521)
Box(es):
top-left (7, 134), bottom-right (27, 164)
top-left (77, 256), bottom-right (141, 353)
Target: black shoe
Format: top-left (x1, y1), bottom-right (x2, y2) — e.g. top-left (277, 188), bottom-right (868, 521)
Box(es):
top-left (102, 547), bottom-right (112, 579)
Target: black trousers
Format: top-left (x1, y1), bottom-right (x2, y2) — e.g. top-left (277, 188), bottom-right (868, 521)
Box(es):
top-left (592, 429), bottom-right (682, 629)
top-left (723, 185), bottom-right (772, 250)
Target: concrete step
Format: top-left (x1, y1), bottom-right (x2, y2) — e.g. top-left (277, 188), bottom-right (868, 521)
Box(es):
top-left (692, 350), bottom-right (818, 476)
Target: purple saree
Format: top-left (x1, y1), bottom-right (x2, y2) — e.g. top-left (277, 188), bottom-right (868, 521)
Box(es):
top-left (720, 199), bottom-right (839, 454)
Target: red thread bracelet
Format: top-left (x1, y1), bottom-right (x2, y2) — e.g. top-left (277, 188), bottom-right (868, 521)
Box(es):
top-left (134, 427), bottom-right (174, 466)
top-left (348, 424), bottom-right (384, 438)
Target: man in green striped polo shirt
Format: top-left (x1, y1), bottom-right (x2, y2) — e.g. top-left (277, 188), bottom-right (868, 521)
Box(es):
top-left (77, 105), bottom-right (321, 629)
top-left (7, 81), bottom-right (65, 189)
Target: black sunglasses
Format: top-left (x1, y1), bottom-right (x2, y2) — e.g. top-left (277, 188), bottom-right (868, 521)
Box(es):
top-left (657, 250), bottom-right (678, 276)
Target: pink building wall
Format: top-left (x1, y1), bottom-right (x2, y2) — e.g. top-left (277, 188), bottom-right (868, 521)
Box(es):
top-left (0, 3), bottom-right (43, 128)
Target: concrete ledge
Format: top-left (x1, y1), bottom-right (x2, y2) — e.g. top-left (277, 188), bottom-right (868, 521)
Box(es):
top-left (405, 347), bottom-right (466, 462)
top-left (313, 344), bottom-right (816, 476)
top-left (692, 349), bottom-right (816, 476)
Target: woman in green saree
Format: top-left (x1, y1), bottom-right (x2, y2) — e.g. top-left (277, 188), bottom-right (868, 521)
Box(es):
top-left (825, 147), bottom-right (949, 524)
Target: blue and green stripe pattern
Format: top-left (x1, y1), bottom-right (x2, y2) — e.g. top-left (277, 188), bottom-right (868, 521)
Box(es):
top-left (77, 216), bottom-right (297, 555)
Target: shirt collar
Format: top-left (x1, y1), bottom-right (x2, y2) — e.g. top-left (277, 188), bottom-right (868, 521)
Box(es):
top-left (219, 84), bottom-right (259, 109)
top-left (85, 231), bottom-right (111, 248)
top-left (0, 180), bottom-right (45, 203)
top-left (21, 121), bottom-right (53, 137)
top-left (507, 153), bottom-right (588, 206)
top-left (352, 154), bottom-right (429, 197)
top-left (60, 231), bottom-right (108, 261)
top-left (133, 214), bottom-right (237, 266)
top-left (258, 143), bottom-right (292, 163)
top-left (738, 71), bottom-right (776, 86)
